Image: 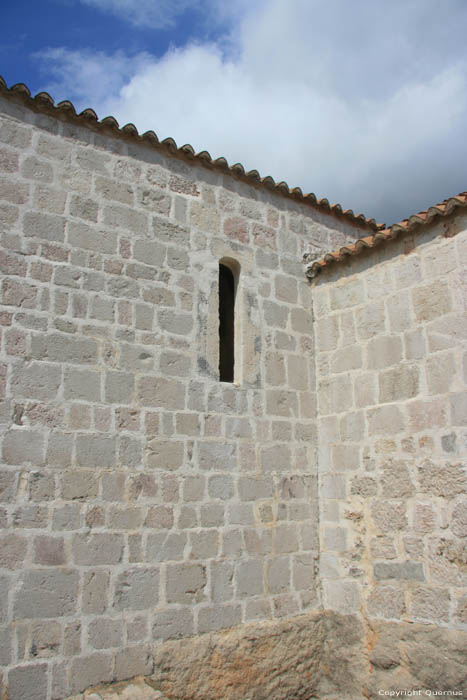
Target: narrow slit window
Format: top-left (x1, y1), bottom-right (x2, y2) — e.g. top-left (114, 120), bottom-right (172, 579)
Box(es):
top-left (219, 262), bottom-right (235, 382)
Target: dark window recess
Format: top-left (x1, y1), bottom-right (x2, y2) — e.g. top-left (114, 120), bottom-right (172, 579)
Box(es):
top-left (219, 263), bottom-right (235, 382)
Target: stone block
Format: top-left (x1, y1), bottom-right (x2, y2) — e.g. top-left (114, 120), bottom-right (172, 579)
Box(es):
top-left (417, 459), bottom-right (466, 498)
top-left (88, 617), bottom-right (123, 649)
top-left (451, 501), bottom-right (467, 537)
top-left (31, 332), bottom-right (98, 364)
top-left (355, 301), bottom-right (385, 340)
top-left (412, 279), bottom-right (452, 321)
top-left (7, 664), bottom-right (48, 700)
top-left (144, 505), bottom-right (174, 529)
top-left (373, 561), bottom-right (425, 582)
top-left (137, 376), bottom-right (186, 409)
top-left (210, 561), bottom-right (234, 603)
top-left (367, 335), bottom-right (403, 369)
top-left (260, 443), bottom-right (292, 473)
top-left (324, 527), bottom-right (347, 552)
top-left (161, 351), bottom-right (191, 377)
top-left (323, 580), bottom-right (360, 614)
top-left (75, 434), bottom-right (116, 468)
top-left (198, 441), bottom-right (236, 471)
top-left (266, 556), bottom-right (290, 593)
top-left (2, 428), bottom-right (45, 466)
top-left (152, 608), bottom-right (195, 642)
top-left (33, 535), bottom-right (66, 566)
top-left (381, 460), bottom-right (414, 498)
top-left (104, 371), bottom-right (135, 404)
top-left (451, 392), bottom-right (467, 425)
top-left (47, 432), bottom-right (73, 467)
top-left (331, 444), bottom-right (360, 471)
top-left (64, 368), bottom-right (101, 402)
top-left (114, 567), bottom-right (159, 610)
top-left (371, 500), bottom-right (407, 531)
top-left (321, 474), bottom-right (346, 499)
top-left (273, 523), bottom-right (299, 554)
top-left (208, 474), bottom-right (235, 500)
top-left (367, 586), bottom-right (405, 619)
top-left (14, 569), bottom-right (79, 618)
top-left (146, 439), bottom-right (184, 470)
top-left (318, 375), bottom-right (352, 415)
top-left (69, 653), bottom-right (113, 694)
top-left (330, 278), bottom-right (364, 310)
top-left (275, 274), bottom-right (298, 304)
top-left (367, 405), bottom-right (404, 435)
top-left (90, 295), bottom-right (115, 322)
top-left (96, 176), bottom-right (134, 204)
top-left (189, 530), bottom-right (218, 559)
top-left (72, 533), bottom-right (124, 565)
top-left (263, 300), bottom-right (289, 328)
top-left (293, 553), bottom-right (315, 590)
top-left (410, 585), bottom-right (450, 622)
top-left (166, 562), bottom-right (206, 604)
top-left (82, 570), bottom-right (109, 614)
top-left (0, 533), bottom-right (27, 569)
top-left (146, 532), bottom-right (186, 562)
top-left (235, 559), bottom-right (264, 597)
top-left (330, 345), bottom-right (362, 373)
top-left (197, 604), bottom-right (242, 633)
top-left (379, 364), bottom-right (420, 402)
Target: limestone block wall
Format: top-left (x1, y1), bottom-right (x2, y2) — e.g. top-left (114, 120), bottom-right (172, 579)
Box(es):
top-left (0, 93), bottom-right (368, 700)
top-left (313, 214), bottom-right (467, 632)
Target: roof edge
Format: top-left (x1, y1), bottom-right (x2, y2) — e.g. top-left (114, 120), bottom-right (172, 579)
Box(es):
top-left (306, 191), bottom-right (467, 279)
top-left (0, 75), bottom-right (382, 232)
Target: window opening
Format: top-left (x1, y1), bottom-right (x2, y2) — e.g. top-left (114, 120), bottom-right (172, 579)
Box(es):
top-left (219, 262), bottom-right (236, 382)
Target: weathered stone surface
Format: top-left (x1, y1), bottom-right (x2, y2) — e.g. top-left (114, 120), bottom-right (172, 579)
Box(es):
top-left (152, 612), bottom-right (324, 700)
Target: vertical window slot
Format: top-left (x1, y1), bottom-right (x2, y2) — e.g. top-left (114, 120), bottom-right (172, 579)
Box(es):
top-left (219, 262), bottom-right (236, 382)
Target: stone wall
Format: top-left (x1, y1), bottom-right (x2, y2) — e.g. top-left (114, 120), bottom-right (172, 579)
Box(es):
top-left (0, 93), bottom-right (368, 700)
top-left (313, 213), bottom-right (467, 694)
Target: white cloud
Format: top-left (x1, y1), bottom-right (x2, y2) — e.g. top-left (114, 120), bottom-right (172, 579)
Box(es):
top-left (37, 0), bottom-right (467, 223)
top-left (78, 0), bottom-right (253, 30)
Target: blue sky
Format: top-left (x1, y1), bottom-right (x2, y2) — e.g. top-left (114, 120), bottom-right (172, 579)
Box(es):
top-left (2, 0), bottom-right (467, 225)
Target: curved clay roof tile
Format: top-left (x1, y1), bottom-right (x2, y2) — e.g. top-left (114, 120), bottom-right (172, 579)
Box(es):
top-left (0, 74), bottom-right (380, 230)
top-left (307, 191), bottom-right (467, 278)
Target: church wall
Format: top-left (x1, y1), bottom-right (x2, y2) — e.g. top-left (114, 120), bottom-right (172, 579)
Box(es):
top-left (0, 93), bottom-right (368, 699)
top-left (313, 214), bottom-right (467, 696)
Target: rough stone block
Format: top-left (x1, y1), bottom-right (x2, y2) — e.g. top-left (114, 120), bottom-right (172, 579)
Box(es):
top-left (373, 561), bottom-right (425, 582)
top-left (82, 570), bottom-right (109, 614)
top-left (367, 586), bottom-right (405, 619)
top-left (371, 500), bottom-right (408, 532)
top-left (236, 559), bottom-right (264, 597)
top-left (69, 653), bottom-right (113, 694)
top-left (64, 368), bottom-right (101, 402)
top-left (137, 376), bottom-right (186, 409)
top-left (367, 405), bottom-right (404, 435)
top-left (324, 580), bottom-right (360, 614)
top-left (146, 439), bottom-right (184, 470)
top-left (0, 533), bottom-right (27, 569)
top-left (75, 434), bottom-right (116, 468)
top-left (33, 535), bottom-right (66, 566)
top-left (198, 604), bottom-right (242, 633)
top-left (412, 279), bottom-right (452, 321)
top-left (166, 562), bottom-right (206, 604)
top-left (114, 568), bottom-right (159, 610)
top-left (14, 569), bottom-right (79, 618)
top-left (2, 428), bottom-right (45, 466)
top-left (266, 556), bottom-right (290, 593)
top-left (72, 533), bottom-right (124, 565)
top-left (379, 365), bottom-right (420, 402)
top-left (7, 664), bottom-right (48, 700)
top-left (367, 335), bottom-right (403, 369)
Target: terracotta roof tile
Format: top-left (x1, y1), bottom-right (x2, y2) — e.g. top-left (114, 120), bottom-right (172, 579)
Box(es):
top-left (306, 192), bottom-right (467, 279)
top-left (0, 75), bottom-right (380, 231)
